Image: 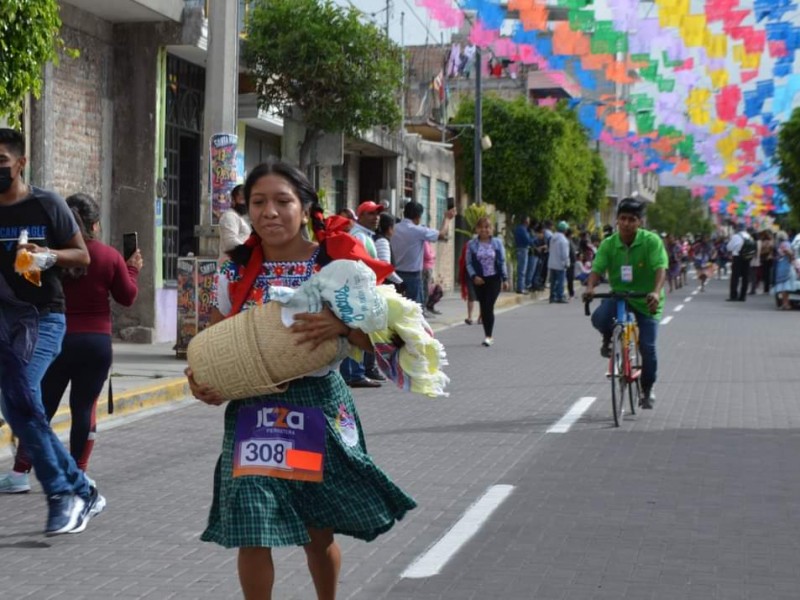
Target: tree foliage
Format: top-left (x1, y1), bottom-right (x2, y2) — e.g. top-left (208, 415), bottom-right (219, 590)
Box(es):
top-left (244, 0), bottom-right (403, 166)
top-left (647, 187), bottom-right (713, 237)
top-left (777, 106), bottom-right (800, 224)
top-left (0, 0), bottom-right (67, 127)
top-left (455, 96), bottom-right (606, 222)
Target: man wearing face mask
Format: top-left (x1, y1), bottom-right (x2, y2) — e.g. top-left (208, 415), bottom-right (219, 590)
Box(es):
top-left (218, 184), bottom-right (250, 261)
top-left (0, 128), bottom-right (105, 535)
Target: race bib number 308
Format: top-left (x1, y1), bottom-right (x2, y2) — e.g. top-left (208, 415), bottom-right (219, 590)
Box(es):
top-left (233, 403), bottom-right (326, 482)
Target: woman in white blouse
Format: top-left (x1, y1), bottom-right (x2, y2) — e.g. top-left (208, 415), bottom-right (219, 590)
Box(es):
top-left (374, 213), bottom-right (403, 287)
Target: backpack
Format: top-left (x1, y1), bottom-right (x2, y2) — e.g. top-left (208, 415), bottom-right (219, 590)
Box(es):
top-left (739, 235), bottom-right (757, 260)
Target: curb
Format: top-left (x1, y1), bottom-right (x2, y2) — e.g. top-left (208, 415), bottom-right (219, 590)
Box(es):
top-left (0, 377), bottom-right (190, 447)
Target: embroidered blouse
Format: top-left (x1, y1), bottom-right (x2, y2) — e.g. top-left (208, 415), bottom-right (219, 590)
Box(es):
top-left (214, 247), bottom-right (322, 316)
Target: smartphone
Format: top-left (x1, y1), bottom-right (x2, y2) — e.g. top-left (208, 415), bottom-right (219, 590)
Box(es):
top-left (122, 232), bottom-right (138, 261)
top-left (447, 197), bottom-right (455, 210)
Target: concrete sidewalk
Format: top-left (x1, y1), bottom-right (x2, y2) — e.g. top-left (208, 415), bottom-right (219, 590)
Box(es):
top-left (2, 289), bottom-right (544, 445)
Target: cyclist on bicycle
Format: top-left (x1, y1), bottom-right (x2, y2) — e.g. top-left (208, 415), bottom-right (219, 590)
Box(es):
top-left (582, 198), bottom-right (668, 409)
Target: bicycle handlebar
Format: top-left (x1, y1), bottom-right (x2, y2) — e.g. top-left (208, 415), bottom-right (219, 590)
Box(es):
top-left (583, 291), bottom-right (649, 316)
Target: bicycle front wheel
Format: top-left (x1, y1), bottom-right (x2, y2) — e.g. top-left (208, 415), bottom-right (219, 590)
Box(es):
top-left (610, 326), bottom-right (626, 427)
top-left (628, 332), bottom-right (642, 414)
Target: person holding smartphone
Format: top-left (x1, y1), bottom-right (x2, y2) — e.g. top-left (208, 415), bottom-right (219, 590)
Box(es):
top-left (0, 193), bottom-right (142, 494)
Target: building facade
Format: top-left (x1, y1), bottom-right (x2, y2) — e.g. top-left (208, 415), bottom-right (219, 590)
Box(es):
top-left (23, 1), bottom-right (456, 343)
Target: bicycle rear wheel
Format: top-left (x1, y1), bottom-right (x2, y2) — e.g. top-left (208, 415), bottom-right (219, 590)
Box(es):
top-left (610, 326), bottom-right (626, 427)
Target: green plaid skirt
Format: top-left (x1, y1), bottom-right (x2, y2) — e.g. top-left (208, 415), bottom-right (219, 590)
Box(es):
top-left (200, 371), bottom-right (416, 548)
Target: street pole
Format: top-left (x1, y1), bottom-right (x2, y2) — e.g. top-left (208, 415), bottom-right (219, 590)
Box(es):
top-left (474, 46), bottom-right (483, 205)
top-left (441, 32), bottom-right (447, 143)
top-left (386, 0), bottom-right (391, 38)
top-left (398, 9), bottom-right (405, 216)
top-left (400, 10), bottom-right (405, 126)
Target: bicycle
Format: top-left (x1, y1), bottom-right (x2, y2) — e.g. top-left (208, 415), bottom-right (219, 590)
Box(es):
top-left (584, 292), bottom-right (647, 427)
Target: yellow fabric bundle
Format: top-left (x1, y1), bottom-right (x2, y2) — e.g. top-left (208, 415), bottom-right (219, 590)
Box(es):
top-left (366, 285), bottom-right (449, 398)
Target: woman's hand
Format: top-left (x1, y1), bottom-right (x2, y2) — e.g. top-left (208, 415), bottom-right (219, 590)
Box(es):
top-left (502, 281), bottom-right (509, 292)
top-left (291, 306), bottom-right (349, 350)
top-left (127, 249), bottom-right (144, 270)
top-left (473, 276), bottom-right (485, 286)
top-left (184, 367), bottom-right (225, 406)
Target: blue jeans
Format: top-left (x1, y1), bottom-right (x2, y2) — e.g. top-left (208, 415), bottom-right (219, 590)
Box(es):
top-left (339, 357), bottom-right (365, 382)
top-left (526, 255), bottom-right (539, 289)
top-left (515, 248), bottom-right (529, 292)
top-left (549, 269), bottom-right (566, 301)
top-left (397, 270), bottom-right (423, 305)
top-left (0, 313), bottom-right (90, 497)
top-left (591, 299), bottom-right (659, 392)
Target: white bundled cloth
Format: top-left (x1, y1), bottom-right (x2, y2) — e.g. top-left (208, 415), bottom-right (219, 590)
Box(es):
top-left (269, 259), bottom-right (389, 332)
top-left (271, 260), bottom-right (449, 397)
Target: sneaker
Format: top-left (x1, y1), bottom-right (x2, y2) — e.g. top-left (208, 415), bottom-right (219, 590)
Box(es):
top-left (347, 378), bottom-right (382, 388)
top-left (482, 337), bottom-right (494, 347)
top-left (365, 369), bottom-right (387, 382)
top-left (69, 486), bottom-right (107, 534)
top-left (640, 388), bottom-right (655, 409)
top-left (600, 336), bottom-right (612, 358)
top-left (0, 471), bottom-right (30, 494)
top-left (45, 493), bottom-right (85, 536)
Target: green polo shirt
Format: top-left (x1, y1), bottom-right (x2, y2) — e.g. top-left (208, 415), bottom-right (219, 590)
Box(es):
top-left (592, 228), bottom-right (669, 319)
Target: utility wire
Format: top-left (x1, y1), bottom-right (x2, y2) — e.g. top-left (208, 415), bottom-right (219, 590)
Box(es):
top-left (400, 0), bottom-right (439, 46)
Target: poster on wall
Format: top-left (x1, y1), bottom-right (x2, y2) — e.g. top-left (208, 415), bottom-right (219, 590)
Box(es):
top-left (196, 259), bottom-right (218, 333)
top-left (175, 257), bottom-right (198, 358)
top-left (175, 256), bottom-right (219, 357)
top-left (210, 133), bottom-right (239, 225)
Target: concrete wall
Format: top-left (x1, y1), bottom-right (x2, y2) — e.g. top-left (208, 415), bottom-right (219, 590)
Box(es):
top-left (111, 21), bottom-right (182, 343)
top-left (31, 4), bottom-right (114, 238)
top-left (29, 4), bottom-right (185, 343)
top-left (345, 155), bottom-right (360, 208)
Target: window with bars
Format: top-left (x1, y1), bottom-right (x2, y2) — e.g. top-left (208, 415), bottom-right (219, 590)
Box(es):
top-left (435, 179), bottom-right (449, 227)
top-left (403, 169), bottom-right (415, 204)
top-left (419, 175), bottom-right (431, 226)
top-left (163, 54), bottom-right (205, 283)
top-left (332, 161), bottom-right (348, 215)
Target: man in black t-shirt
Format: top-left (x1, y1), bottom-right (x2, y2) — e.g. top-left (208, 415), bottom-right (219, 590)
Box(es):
top-left (0, 128), bottom-right (105, 535)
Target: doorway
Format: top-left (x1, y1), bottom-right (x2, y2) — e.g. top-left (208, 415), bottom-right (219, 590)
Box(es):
top-left (179, 134), bottom-right (200, 257)
top-left (359, 157), bottom-right (384, 203)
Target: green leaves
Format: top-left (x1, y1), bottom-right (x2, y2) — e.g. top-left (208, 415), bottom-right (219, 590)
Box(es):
top-left (648, 188), bottom-right (712, 237)
top-left (778, 107), bottom-right (800, 224)
top-left (0, 0), bottom-right (65, 127)
top-left (455, 96), bottom-right (605, 221)
top-left (243, 0), bottom-right (402, 138)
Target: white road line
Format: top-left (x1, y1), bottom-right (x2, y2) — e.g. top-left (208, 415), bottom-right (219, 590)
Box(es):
top-left (692, 290), bottom-right (699, 296)
top-left (546, 396), bottom-right (596, 434)
top-left (401, 484), bottom-right (515, 579)
top-left (674, 304), bottom-right (684, 312)
top-left (660, 316), bottom-right (673, 325)
top-left (684, 297), bottom-right (692, 303)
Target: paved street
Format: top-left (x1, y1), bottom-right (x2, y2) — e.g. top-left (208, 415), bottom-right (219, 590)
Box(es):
top-left (2, 277), bottom-right (800, 600)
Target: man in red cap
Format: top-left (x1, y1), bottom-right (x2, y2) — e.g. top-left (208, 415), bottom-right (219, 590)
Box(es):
top-left (339, 200), bottom-right (386, 387)
top-left (351, 201), bottom-right (384, 258)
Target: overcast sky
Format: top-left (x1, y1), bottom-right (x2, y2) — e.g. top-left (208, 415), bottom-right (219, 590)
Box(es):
top-left (332, 0), bottom-right (457, 46)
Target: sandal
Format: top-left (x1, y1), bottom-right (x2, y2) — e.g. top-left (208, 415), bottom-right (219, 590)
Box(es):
top-left (464, 319), bottom-right (473, 325)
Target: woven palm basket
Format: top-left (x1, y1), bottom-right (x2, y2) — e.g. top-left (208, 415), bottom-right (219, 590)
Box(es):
top-left (187, 302), bottom-right (340, 401)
